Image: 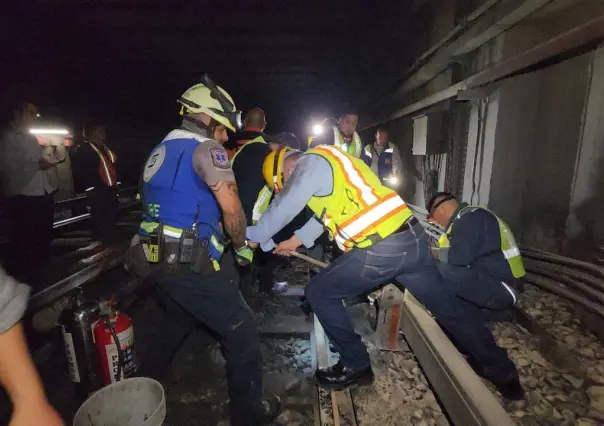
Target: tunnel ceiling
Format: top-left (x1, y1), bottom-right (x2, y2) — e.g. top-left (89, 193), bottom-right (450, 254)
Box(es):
top-left (4, 1), bottom-right (422, 137)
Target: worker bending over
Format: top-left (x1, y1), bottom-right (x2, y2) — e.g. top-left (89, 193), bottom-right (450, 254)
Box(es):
top-left (230, 108), bottom-right (289, 297)
top-left (364, 127), bottom-right (402, 189)
top-left (310, 112), bottom-right (363, 158)
top-left (131, 75), bottom-right (281, 425)
top-left (428, 192), bottom-right (525, 401)
top-left (247, 145), bottom-right (442, 388)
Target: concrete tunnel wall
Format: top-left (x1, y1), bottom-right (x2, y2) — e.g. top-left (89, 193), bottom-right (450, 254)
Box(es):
top-left (487, 20), bottom-right (592, 252)
top-left (566, 45), bottom-right (604, 257)
top-left (360, 4), bottom-right (604, 258)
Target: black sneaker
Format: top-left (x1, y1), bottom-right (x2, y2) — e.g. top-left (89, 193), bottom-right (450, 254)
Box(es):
top-left (258, 396), bottom-right (283, 424)
top-left (315, 361), bottom-right (374, 389)
top-left (494, 377), bottom-right (525, 401)
top-left (299, 298), bottom-right (313, 316)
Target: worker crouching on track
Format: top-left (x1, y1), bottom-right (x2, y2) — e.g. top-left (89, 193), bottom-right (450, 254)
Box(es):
top-left (427, 192), bottom-right (526, 401)
top-left (129, 75), bottom-right (281, 425)
top-left (247, 145), bottom-right (442, 388)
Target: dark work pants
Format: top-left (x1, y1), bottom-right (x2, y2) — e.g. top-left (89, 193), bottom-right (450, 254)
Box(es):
top-left (87, 186), bottom-right (119, 241)
top-left (436, 263), bottom-right (517, 310)
top-left (304, 222), bottom-right (518, 385)
top-left (7, 193), bottom-right (53, 283)
top-left (155, 256), bottom-right (264, 426)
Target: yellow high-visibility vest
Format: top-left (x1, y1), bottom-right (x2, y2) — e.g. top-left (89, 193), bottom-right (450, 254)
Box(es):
top-left (333, 127), bottom-right (362, 158)
top-left (305, 145), bottom-right (412, 252)
top-left (231, 136), bottom-right (273, 224)
top-left (438, 206), bottom-right (526, 278)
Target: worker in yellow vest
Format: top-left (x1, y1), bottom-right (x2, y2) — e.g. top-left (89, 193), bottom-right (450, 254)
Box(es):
top-left (427, 192), bottom-right (525, 401)
top-left (309, 112), bottom-right (363, 158)
top-left (248, 145), bottom-right (440, 389)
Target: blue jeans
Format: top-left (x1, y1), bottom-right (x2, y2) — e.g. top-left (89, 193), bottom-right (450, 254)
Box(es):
top-left (305, 222), bottom-right (518, 383)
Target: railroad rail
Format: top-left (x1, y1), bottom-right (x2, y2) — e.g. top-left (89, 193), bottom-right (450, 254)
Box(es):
top-left (29, 245), bottom-right (126, 310)
top-left (290, 241), bottom-right (515, 425)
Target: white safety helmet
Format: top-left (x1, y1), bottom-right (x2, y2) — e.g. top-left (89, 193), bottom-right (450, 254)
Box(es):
top-left (177, 75), bottom-right (242, 132)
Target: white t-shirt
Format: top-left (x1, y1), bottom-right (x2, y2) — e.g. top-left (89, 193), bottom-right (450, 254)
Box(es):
top-left (0, 129), bottom-right (54, 197)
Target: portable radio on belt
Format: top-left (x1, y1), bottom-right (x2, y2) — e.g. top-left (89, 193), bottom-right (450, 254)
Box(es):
top-left (147, 225), bottom-right (163, 263)
top-left (179, 227), bottom-right (197, 264)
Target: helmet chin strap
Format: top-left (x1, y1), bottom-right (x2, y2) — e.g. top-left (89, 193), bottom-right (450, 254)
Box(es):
top-left (182, 115), bottom-right (217, 138)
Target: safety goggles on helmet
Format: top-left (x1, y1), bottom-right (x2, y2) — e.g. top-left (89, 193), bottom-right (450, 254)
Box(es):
top-left (200, 74), bottom-right (242, 131)
top-left (177, 74), bottom-right (243, 132)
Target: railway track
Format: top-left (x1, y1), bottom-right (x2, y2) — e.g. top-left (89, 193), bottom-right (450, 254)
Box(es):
top-left (271, 251), bottom-right (514, 426)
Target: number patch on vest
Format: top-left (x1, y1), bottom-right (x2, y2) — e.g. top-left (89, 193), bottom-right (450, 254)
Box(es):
top-left (210, 148), bottom-right (230, 169)
top-left (143, 145), bottom-right (166, 182)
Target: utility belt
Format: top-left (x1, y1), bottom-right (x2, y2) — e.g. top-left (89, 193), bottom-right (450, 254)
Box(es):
top-left (365, 217), bottom-right (420, 245)
top-left (139, 224), bottom-right (221, 275)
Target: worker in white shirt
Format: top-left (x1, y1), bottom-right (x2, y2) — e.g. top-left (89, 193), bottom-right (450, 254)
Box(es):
top-left (0, 102), bottom-right (58, 283)
top-left (363, 127), bottom-right (402, 189)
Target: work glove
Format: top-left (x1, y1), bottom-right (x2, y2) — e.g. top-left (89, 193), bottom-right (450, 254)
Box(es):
top-left (235, 245), bottom-right (254, 267)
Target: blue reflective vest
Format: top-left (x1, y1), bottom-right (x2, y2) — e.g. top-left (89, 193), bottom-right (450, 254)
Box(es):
top-left (139, 129), bottom-right (224, 261)
top-left (364, 142), bottom-right (396, 182)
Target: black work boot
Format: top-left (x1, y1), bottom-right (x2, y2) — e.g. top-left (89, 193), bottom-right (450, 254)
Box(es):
top-left (494, 377), bottom-right (525, 402)
top-left (258, 395), bottom-right (283, 424)
top-left (315, 361), bottom-right (374, 389)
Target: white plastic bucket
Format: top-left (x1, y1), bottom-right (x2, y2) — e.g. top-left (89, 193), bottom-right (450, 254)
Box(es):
top-left (73, 377), bottom-right (166, 426)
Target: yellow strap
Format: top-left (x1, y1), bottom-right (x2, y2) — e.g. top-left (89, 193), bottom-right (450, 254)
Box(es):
top-left (231, 136), bottom-right (266, 164)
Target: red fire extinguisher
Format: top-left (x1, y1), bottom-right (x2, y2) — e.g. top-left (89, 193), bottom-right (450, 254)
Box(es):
top-left (93, 303), bottom-right (138, 385)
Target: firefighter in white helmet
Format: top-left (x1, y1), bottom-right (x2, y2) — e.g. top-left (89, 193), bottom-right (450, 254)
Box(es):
top-left (129, 74), bottom-right (281, 425)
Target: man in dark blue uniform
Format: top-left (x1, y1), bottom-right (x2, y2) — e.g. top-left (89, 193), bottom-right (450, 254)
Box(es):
top-left (133, 75), bottom-right (281, 425)
top-left (427, 192), bottom-right (525, 401)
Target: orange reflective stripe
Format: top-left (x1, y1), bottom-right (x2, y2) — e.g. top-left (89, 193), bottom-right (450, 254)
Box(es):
top-left (314, 146), bottom-right (378, 207)
top-left (88, 143), bottom-right (117, 186)
top-left (314, 146), bottom-right (365, 206)
top-left (337, 195), bottom-right (407, 244)
top-left (350, 204), bottom-right (408, 241)
top-left (339, 192), bottom-right (398, 229)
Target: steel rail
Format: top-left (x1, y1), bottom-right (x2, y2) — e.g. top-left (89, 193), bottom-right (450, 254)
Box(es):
top-left (294, 249), bottom-right (513, 425)
top-left (53, 199), bottom-right (140, 229)
top-left (29, 249), bottom-right (124, 310)
top-left (401, 291), bottom-right (514, 426)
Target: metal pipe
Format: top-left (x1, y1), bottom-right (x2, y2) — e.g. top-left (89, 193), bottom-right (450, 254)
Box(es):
top-left (364, 0), bottom-right (504, 111)
top-left (524, 259), bottom-right (604, 293)
top-left (521, 245), bottom-right (604, 278)
top-left (524, 273), bottom-right (604, 319)
top-left (365, 14), bottom-right (604, 128)
top-left (526, 265), bottom-right (604, 306)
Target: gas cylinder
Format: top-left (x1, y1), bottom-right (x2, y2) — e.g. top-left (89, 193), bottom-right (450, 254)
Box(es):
top-left (93, 305), bottom-right (138, 385)
top-left (58, 291), bottom-right (102, 398)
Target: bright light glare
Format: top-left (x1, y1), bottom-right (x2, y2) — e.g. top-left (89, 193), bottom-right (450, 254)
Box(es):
top-left (312, 124), bottom-right (324, 136)
top-left (387, 176), bottom-right (399, 186)
top-left (29, 128), bottom-right (69, 135)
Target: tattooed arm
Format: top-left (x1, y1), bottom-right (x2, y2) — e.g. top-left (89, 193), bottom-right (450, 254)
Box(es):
top-left (192, 142), bottom-right (248, 248)
top-left (208, 181), bottom-right (247, 248)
